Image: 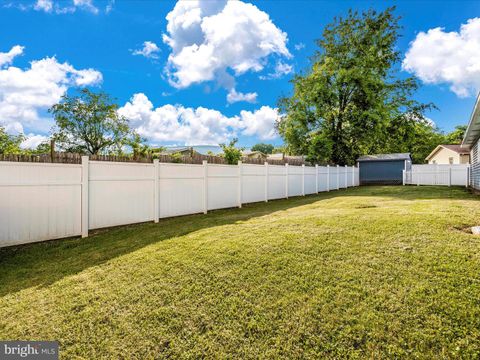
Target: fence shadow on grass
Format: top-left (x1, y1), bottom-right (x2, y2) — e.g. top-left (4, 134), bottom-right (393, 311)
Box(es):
top-left (0, 185), bottom-right (473, 298)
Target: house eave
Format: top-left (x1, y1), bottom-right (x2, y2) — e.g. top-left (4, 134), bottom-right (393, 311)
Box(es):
top-left (462, 92), bottom-right (480, 148)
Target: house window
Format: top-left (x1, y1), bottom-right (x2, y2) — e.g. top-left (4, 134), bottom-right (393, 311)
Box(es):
top-left (449, 157), bottom-right (454, 164)
top-left (432, 160), bottom-right (436, 164)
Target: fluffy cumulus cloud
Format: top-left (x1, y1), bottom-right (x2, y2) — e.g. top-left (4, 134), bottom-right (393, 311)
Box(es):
top-left (226, 89), bottom-right (257, 104)
top-left (163, 0), bottom-right (291, 101)
top-left (118, 93), bottom-right (279, 144)
top-left (403, 17), bottom-right (480, 97)
top-left (0, 45), bottom-right (24, 67)
top-left (21, 134), bottom-right (50, 149)
top-left (132, 41), bottom-right (160, 59)
top-left (0, 45), bottom-right (102, 135)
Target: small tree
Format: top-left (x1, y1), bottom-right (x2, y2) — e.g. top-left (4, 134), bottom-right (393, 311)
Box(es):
top-left (446, 125), bottom-right (467, 144)
top-left (0, 127), bottom-right (24, 154)
top-left (251, 143), bottom-right (274, 154)
top-left (220, 138), bottom-right (244, 165)
top-left (50, 89), bottom-right (134, 155)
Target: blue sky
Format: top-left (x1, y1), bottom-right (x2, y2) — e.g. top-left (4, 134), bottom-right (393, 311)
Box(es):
top-left (1, 0), bottom-right (480, 149)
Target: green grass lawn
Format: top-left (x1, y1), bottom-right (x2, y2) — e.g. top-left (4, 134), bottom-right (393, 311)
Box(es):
top-left (1, 186), bottom-right (480, 359)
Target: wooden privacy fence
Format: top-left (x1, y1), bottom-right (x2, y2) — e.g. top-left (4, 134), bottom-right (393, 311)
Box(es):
top-left (403, 164), bottom-right (469, 187)
top-left (0, 159), bottom-right (359, 247)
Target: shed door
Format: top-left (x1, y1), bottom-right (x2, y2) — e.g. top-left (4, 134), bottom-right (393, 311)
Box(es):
top-left (359, 160), bottom-right (404, 185)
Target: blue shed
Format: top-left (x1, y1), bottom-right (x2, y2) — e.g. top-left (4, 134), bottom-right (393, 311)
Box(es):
top-left (357, 153), bottom-right (412, 185)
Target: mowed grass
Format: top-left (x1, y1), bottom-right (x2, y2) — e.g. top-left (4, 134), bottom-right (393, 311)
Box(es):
top-left (1, 186), bottom-right (480, 359)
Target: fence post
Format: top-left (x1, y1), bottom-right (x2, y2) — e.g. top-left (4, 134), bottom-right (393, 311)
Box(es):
top-left (402, 170), bottom-right (406, 186)
top-left (466, 165), bottom-right (470, 188)
top-left (344, 165), bottom-right (348, 188)
top-left (315, 164), bottom-right (319, 193)
top-left (153, 159), bottom-right (159, 222)
top-left (81, 156), bottom-right (89, 238)
top-left (327, 165), bottom-right (330, 191)
top-left (352, 166), bottom-right (355, 187)
top-left (265, 162), bottom-right (269, 202)
top-left (203, 160), bottom-right (208, 214)
top-left (238, 161), bottom-right (242, 208)
top-left (448, 167), bottom-right (452, 187)
top-left (302, 164), bottom-right (305, 196)
top-left (337, 165), bottom-right (340, 190)
top-left (285, 163), bottom-right (289, 199)
top-left (434, 164), bottom-right (438, 186)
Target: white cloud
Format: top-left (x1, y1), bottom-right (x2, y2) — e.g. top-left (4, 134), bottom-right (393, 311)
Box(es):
top-left (259, 61), bottom-right (293, 80)
top-left (0, 45), bottom-right (24, 67)
top-left (21, 134), bottom-right (49, 149)
top-left (403, 17), bottom-right (480, 97)
top-left (118, 93), bottom-right (279, 144)
top-left (0, 45), bottom-right (102, 135)
top-left (226, 89), bottom-right (257, 104)
top-left (240, 106), bottom-right (278, 140)
top-left (34, 0), bottom-right (53, 12)
top-left (294, 42), bottom-right (305, 51)
top-left (73, 0), bottom-right (98, 14)
top-left (132, 41), bottom-right (160, 59)
top-left (31, 0), bottom-right (99, 14)
top-left (163, 0), bottom-right (290, 101)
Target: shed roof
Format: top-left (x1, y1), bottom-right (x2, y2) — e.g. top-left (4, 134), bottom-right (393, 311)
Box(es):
top-left (357, 153), bottom-right (411, 162)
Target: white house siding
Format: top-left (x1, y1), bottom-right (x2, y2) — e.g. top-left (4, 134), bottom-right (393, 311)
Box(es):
top-left (470, 142), bottom-right (480, 190)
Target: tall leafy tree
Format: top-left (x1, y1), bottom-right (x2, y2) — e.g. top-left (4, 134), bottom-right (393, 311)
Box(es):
top-left (445, 125), bottom-right (467, 144)
top-left (251, 143), bottom-right (274, 154)
top-left (50, 89), bottom-right (134, 155)
top-left (278, 7), bottom-right (433, 165)
top-left (0, 127), bottom-right (24, 154)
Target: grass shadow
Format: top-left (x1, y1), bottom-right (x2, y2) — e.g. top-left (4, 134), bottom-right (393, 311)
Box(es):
top-left (0, 185), bottom-right (474, 298)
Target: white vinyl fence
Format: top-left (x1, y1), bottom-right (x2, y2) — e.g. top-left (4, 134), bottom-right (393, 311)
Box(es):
top-left (0, 159), bottom-right (359, 247)
top-left (403, 164), bottom-right (469, 187)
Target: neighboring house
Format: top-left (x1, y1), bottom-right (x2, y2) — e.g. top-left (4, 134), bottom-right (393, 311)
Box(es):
top-left (160, 147), bottom-right (199, 157)
top-left (357, 153), bottom-right (412, 185)
top-left (267, 153), bottom-right (285, 161)
top-left (462, 94), bottom-right (480, 189)
top-left (425, 145), bottom-right (470, 164)
top-left (242, 150), bottom-right (267, 160)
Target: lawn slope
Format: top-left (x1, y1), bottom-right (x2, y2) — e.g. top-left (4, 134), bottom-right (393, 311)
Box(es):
top-left (1, 186), bottom-right (480, 359)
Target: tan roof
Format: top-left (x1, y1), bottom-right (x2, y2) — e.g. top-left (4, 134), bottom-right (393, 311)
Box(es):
top-left (440, 144), bottom-right (470, 154)
top-left (425, 144), bottom-right (470, 161)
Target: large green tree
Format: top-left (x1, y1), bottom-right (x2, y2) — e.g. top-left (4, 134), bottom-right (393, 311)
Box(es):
top-left (50, 89), bottom-right (134, 155)
top-left (277, 7), bottom-right (433, 165)
top-left (0, 127), bottom-right (24, 154)
top-left (251, 143), bottom-right (274, 154)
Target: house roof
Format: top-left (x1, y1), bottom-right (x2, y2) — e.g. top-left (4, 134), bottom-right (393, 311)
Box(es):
top-left (425, 144), bottom-right (470, 161)
top-left (357, 153), bottom-right (411, 162)
top-left (462, 92), bottom-right (480, 147)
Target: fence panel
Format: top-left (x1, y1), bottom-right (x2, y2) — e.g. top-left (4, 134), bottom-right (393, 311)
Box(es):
top-left (304, 166), bottom-right (317, 195)
top-left (89, 161), bottom-right (155, 229)
top-left (267, 165), bottom-right (286, 200)
top-left (159, 163), bottom-right (204, 218)
top-left (288, 165), bottom-right (303, 197)
top-left (0, 162), bottom-right (82, 246)
top-left (338, 167), bottom-right (346, 188)
top-left (0, 159), bottom-right (360, 247)
top-left (328, 167), bottom-right (338, 191)
top-left (405, 164), bottom-right (469, 186)
top-left (316, 166), bottom-right (328, 192)
top-left (207, 164), bottom-right (239, 210)
top-left (242, 164), bottom-right (266, 204)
